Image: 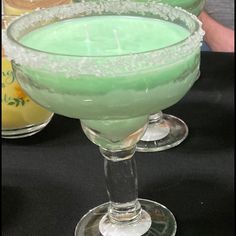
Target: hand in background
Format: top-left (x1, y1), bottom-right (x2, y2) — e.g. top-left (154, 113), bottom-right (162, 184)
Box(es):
top-left (199, 11), bottom-right (234, 52)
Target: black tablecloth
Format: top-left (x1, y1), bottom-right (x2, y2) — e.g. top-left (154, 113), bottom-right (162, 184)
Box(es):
top-left (2, 52), bottom-right (234, 236)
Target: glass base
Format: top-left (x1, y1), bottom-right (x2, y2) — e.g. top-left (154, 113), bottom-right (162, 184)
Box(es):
top-left (75, 199), bottom-right (177, 236)
top-left (136, 114), bottom-right (188, 152)
top-left (1, 114), bottom-right (54, 139)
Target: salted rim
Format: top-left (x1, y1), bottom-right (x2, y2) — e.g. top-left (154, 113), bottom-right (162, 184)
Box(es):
top-left (3, 0), bottom-right (204, 77)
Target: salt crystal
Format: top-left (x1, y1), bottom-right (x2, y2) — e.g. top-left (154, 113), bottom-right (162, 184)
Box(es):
top-left (3, 0), bottom-right (204, 78)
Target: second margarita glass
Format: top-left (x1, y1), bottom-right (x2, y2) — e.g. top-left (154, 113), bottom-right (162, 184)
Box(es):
top-left (136, 0), bottom-right (205, 152)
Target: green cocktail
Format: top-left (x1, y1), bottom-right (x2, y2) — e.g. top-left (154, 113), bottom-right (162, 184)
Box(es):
top-left (138, 0), bottom-right (205, 16)
top-left (4, 1), bottom-right (203, 235)
top-left (18, 15), bottom-right (196, 148)
top-left (73, 0), bottom-right (205, 16)
top-left (164, 0), bottom-right (205, 15)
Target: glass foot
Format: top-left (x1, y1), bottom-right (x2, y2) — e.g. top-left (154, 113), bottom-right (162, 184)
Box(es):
top-left (136, 113), bottom-right (188, 152)
top-left (75, 199), bottom-right (177, 236)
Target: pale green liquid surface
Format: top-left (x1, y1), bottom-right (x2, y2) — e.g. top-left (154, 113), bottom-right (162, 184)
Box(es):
top-left (21, 16), bottom-right (189, 56)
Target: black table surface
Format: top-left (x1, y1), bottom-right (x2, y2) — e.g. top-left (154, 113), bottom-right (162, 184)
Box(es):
top-left (2, 52), bottom-right (235, 236)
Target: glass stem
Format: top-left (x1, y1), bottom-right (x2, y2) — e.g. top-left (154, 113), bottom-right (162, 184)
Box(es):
top-left (149, 111), bottom-right (163, 123)
top-left (99, 145), bottom-right (142, 224)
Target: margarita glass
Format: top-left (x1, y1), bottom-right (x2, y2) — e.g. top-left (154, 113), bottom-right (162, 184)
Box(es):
top-left (135, 0), bottom-right (205, 152)
top-left (4, 1), bottom-right (203, 235)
